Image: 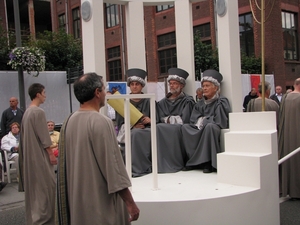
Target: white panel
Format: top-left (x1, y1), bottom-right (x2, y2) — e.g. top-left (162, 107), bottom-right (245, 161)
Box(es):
top-left (229, 111), bottom-right (277, 131)
top-left (225, 131), bottom-right (277, 154)
top-left (0, 71), bottom-right (79, 125)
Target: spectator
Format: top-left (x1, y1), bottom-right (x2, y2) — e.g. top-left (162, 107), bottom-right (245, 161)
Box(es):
top-left (286, 88), bottom-right (293, 94)
top-left (181, 69), bottom-right (231, 173)
top-left (47, 120), bottom-right (60, 157)
top-left (1, 122), bottom-right (20, 180)
top-left (195, 87), bottom-right (203, 102)
top-left (1, 97), bottom-right (24, 138)
top-left (270, 85), bottom-right (283, 105)
top-left (56, 73), bottom-right (139, 224)
top-left (247, 81), bottom-right (279, 125)
top-left (20, 83), bottom-right (57, 224)
top-left (242, 88), bottom-right (258, 112)
top-left (278, 78), bottom-right (300, 200)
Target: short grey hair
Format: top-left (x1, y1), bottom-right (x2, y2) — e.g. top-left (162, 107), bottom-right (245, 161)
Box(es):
top-left (258, 81), bottom-right (271, 94)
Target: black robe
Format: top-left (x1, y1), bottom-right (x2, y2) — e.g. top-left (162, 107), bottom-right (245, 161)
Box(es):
top-left (181, 96), bottom-right (231, 169)
top-left (156, 93), bottom-right (195, 173)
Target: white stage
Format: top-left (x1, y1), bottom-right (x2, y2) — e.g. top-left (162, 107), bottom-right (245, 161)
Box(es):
top-left (131, 112), bottom-right (280, 225)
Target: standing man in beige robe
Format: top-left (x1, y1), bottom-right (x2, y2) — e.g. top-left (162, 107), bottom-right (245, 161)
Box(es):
top-left (56, 73), bottom-right (139, 225)
top-left (20, 83), bottom-right (57, 224)
top-left (278, 78), bottom-right (300, 199)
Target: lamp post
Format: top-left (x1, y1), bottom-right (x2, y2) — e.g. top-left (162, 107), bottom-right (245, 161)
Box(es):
top-left (13, 0), bottom-right (26, 110)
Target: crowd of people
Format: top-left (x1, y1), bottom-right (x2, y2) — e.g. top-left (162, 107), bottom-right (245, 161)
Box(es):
top-left (243, 80), bottom-right (300, 200)
top-left (0, 69), bottom-right (299, 224)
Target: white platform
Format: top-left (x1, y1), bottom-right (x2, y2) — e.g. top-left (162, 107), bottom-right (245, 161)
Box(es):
top-left (131, 112), bottom-right (280, 225)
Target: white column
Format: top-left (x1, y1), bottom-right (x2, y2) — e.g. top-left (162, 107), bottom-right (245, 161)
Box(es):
top-left (81, 0), bottom-right (106, 82)
top-left (125, 1), bottom-right (147, 71)
top-left (174, 0), bottom-right (195, 97)
top-left (216, 0), bottom-right (243, 112)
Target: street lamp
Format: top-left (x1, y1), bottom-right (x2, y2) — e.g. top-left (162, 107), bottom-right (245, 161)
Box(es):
top-left (13, 0), bottom-right (26, 110)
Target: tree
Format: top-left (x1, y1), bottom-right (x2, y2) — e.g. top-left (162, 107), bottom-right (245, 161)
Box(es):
top-left (0, 25), bottom-right (14, 70)
top-left (28, 29), bottom-right (83, 71)
top-left (194, 31), bottom-right (263, 78)
top-left (240, 53), bottom-right (262, 74)
top-left (194, 31), bottom-right (219, 80)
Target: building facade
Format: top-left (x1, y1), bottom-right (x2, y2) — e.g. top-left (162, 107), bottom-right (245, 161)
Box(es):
top-left (0, 0), bottom-right (51, 38)
top-left (49, 0), bottom-right (300, 90)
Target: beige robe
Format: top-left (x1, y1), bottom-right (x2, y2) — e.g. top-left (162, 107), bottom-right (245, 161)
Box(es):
top-left (21, 106), bottom-right (55, 224)
top-left (278, 93), bottom-right (300, 198)
top-left (64, 111), bottom-right (131, 225)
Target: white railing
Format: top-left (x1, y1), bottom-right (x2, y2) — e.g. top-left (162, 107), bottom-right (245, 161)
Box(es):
top-left (278, 147), bottom-right (300, 165)
top-left (106, 94), bottom-right (158, 190)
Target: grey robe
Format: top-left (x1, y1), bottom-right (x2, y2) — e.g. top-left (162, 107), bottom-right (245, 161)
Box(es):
top-left (156, 93), bottom-right (195, 173)
top-left (181, 96), bottom-right (231, 169)
top-left (64, 111), bottom-right (131, 225)
top-left (116, 98), bottom-right (152, 177)
top-left (20, 106), bottom-right (55, 225)
top-left (278, 92), bottom-right (300, 198)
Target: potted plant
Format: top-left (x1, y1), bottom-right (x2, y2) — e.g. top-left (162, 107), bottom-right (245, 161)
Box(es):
top-left (8, 46), bottom-right (45, 77)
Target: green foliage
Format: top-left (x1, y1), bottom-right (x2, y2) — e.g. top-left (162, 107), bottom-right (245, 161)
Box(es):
top-left (240, 53), bottom-right (262, 74)
top-left (0, 25), bottom-right (15, 70)
top-left (8, 46), bottom-right (45, 76)
top-left (194, 31), bottom-right (263, 78)
top-left (194, 31), bottom-right (219, 80)
top-left (28, 29), bottom-right (83, 71)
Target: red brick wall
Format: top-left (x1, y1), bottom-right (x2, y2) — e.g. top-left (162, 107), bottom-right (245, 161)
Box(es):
top-left (51, 0), bottom-right (300, 88)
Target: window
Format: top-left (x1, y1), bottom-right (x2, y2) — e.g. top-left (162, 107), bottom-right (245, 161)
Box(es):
top-left (193, 23), bottom-right (211, 44)
top-left (58, 14), bottom-right (66, 31)
top-left (107, 46), bottom-right (122, 81)
top-left (156, 5), bottom-right (174, 12)
top-left (157, 32), bottom-right (177, 74)
top-left (282, 11), bottom-right (298, 60)
top-left (239, 13), bottom-right (254, 56)
top-left (72, 8), bottom-right (81, 39)
top-left (106, 4), bottom-right (119, 28)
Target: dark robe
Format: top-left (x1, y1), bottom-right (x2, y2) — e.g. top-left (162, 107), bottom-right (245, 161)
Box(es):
top-left (116, 98), bottom-right (152, 177)
top-left (1, 107), bottom-right (24, 138)
top-left (278, 92), bottom-right (300, 198)
top-left (181, 96), bottom-right (231, 169)
top-left (156, 93), bottom-right (195, 173)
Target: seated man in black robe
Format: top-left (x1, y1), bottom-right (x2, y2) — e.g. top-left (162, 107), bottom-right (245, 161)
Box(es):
top-left (156, 68), bottom-right (195, 173)
top-left (181, 69), bottom-right (231, 173)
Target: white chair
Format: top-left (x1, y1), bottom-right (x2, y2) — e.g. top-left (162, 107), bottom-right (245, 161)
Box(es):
top-left (0, 152), bottom-right (4, 182)
top-left (3, 151), bottom-right (17, 183)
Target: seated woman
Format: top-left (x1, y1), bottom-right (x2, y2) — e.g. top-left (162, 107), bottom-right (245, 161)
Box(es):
top-left (47, 120), bottom-right (60, 157)
top-left (1, 122), bottom-right (20, 179)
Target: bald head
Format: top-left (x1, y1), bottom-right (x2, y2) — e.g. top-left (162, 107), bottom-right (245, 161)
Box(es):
top-left (9, 97), bottom-right (18, 109)
top-left (294, 78), bottom-right (300, 92)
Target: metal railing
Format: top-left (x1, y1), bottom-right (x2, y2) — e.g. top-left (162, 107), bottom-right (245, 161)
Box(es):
top-left (278, 147), bottom-right (300, 165)
top-left (106, 93), bottom-right (158, 190)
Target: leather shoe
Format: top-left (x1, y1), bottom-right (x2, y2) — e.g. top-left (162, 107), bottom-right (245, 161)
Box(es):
top-left (203, 163), bottom-right (217, 173)
top-left (182, 166), bottom-right (193, 171)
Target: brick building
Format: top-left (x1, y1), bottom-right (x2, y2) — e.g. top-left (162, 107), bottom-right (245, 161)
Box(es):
top-left (0, 0), bottom-right (51, 38)
top-left (2, 0), bottom-right (299, 90)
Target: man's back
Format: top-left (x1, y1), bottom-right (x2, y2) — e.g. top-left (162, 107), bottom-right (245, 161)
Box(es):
top-left (64, 111), bottom-right (131, 225)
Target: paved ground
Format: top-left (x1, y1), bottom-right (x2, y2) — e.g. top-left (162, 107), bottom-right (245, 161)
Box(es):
top-left (1, 180), bottom-right (299, 225)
